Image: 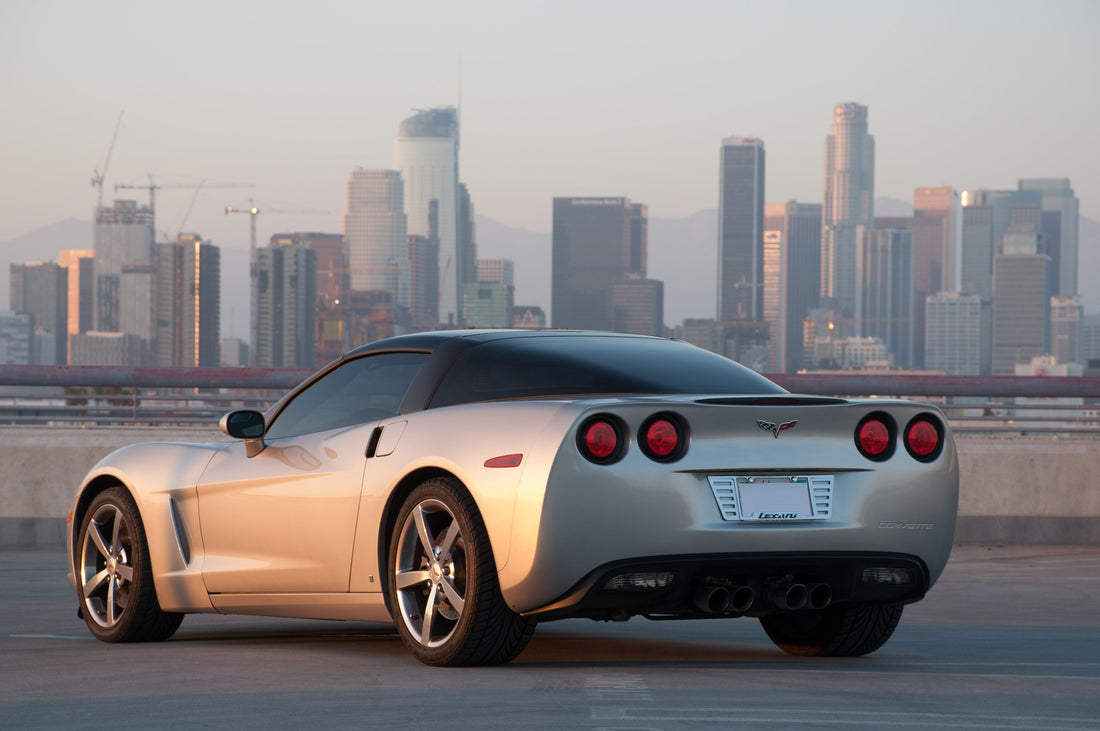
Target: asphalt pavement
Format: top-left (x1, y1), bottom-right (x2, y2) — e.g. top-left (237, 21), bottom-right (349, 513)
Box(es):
top-left (2, 545), bottom-right (1098, 729)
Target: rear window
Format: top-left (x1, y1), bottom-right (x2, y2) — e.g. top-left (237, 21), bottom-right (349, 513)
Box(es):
top-left (429, 336), bottom-right (784, 407)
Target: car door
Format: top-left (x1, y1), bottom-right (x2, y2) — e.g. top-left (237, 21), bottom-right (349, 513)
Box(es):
top-left (196, 352), bottom-right (428, 595)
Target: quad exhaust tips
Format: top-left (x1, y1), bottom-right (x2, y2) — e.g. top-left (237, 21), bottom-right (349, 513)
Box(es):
top-left (693, 584), bottom-right (755, 614)
top-left (768, 582), bottom-right (833, 611)
top-left (692, 581), bottom-right (831, 614)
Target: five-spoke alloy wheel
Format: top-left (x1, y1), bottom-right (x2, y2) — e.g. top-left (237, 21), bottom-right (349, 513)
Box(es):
top-left (388, 478), bottom-right (534, 666)
top-left (77, 487), bottom-right (183, 642)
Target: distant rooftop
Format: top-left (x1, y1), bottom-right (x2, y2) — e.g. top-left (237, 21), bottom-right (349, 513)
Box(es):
top-left (398, 107), bottom-right (458, 139)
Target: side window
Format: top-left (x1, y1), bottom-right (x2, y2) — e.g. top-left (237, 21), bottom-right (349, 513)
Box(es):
top-left (266, 352), bottom-right (428, 440)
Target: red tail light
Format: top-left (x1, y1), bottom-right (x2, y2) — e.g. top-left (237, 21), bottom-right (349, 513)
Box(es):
top-left (645, 420), bottom-right (678, 456)
top-left (639, 412), bottom-right (688, 462)
top-left (905, 416), bottom-right (944, 461)
top-left (577, 416), bottom-right (626, 464)
top-left (856, 413), bottom-right (896, 461)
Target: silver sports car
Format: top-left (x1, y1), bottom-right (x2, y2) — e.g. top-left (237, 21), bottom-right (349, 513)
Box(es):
top-left (67, 330), bottom-right (958, 666)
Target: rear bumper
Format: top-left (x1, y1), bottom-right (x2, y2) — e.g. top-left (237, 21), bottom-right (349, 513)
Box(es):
top-left (523, 551), bottom-right (930, 621)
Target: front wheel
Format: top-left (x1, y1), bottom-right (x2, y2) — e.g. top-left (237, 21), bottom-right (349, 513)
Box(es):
top-left (77, 487), bottom-right (184, 642)
top-left (388, 478), bottom-right (535, 666)
top-left (760, 602), bottom-right (903, 657)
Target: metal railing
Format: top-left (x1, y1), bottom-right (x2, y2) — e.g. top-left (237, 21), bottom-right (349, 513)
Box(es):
top-left (0, 366), bottom-right (1098, 436)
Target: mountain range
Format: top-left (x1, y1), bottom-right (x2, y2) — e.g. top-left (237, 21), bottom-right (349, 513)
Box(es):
top-left (2, 199), bottom-right (1097, 342)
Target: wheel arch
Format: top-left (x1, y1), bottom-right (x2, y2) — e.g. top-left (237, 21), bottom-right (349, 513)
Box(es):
top-left (376, 466), bottom-right (464, 605)
top-left (70, 474), bottom-right (132, 571)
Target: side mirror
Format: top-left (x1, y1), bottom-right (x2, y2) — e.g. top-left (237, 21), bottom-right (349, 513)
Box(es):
top-left (219, 410), bottom-right (266, 457)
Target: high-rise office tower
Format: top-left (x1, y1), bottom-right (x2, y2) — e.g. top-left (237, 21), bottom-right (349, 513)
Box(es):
top-left (393, 107), bottom-right (464, 326)
top-left (94, 199), bottom-right (154, 332)
top-left (477, 257), bottom-right (514, 287)
top-left (858, 228), bottom-right (915, 368)
top-left (10, 261), bottom-right (67, 364)
top-left (58, 249), bottom-right (94, 362)
top-left (120, 261), bottom-right (156, 364)
top-left (1050, 296), bottom-right (1082, 365)
top-left (552, 197), bottom-right (652, 331)
top-left (155, 234), bottom-right (220, 367)
top-left (252, 237), bottom-right (317, 368)
top-left (294, 233), bottom-right (347, 312)
top-left (463, 256), bottom-right (515, 328)
top-left (764, 201), bottom-right (822, 372)
top-left (1018, 179), bottom-right (1079, 298)
top-left (821, 103), bottom-right (874, 317)
top-left (718, 137), bottom-right (765, 321)
top-left (959, 188), bottom-right (1047, 301)
top-left (343, 168), bottom-right (410, 307)
top-left (925, 292), bottom-right (991, 375)
top-left (612, 278), bottom-right (664, 337)
top-left (992, 225), bottom-right (1050, 375)
top-left (872, 214), bottom-right (946, 368)
top-left (0, 312), bottom-right (32, 364)
top-left (913, 187), bottom-right (958, 291)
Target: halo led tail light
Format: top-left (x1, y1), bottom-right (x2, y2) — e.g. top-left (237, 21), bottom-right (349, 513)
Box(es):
top-left (577, 415), bottom-right (627, 464)
top-left (855, 413), bottom-right (896, 461)
top-left (904, 415), bottom-right (945, 462)
top-left (639, 412), bottom-right (688, 463)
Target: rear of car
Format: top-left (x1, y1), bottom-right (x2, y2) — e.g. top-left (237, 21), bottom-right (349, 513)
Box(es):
top-left (502, 395), bottom-right (957, 623)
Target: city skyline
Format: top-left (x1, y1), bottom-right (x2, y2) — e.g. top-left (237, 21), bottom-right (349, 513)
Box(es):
top-left (2, 2), bottom-right (1096, 251)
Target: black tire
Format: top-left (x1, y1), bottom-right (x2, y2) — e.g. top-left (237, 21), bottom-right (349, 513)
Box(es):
top-left (760, 602), bottom-right (903, 657)
top-left (76, 487), bottom-right (184, 642)
top-left (387, 477), bottom-right (535, 666)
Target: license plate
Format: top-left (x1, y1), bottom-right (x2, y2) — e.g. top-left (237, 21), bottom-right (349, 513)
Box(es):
top-left (707, 475), bottom-right (834, 522)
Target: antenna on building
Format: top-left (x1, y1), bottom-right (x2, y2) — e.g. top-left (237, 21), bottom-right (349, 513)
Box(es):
top-left (457, 49), bottom-right (462, 150)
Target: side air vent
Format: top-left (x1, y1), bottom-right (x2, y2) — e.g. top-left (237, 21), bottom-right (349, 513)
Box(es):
top-left (169, 497), bottom-right (192, 565)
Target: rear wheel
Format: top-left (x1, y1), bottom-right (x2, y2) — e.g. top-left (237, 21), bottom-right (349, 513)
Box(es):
top-left (388, 477), bottom-right (535, 666)
top-left (760, 602), bottom-right (903, 657)
top-left (77, 487), bottom-right (184, 642)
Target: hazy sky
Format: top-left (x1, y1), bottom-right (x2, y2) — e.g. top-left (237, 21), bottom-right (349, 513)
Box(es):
top-left (2, 0), bottom-right (1097, 255)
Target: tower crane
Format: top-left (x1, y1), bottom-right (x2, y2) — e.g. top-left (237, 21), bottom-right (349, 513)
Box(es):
top-left (91, 112), bottom-right (124, 212)
top-left (114, 177), bottom-right (254, 239)
top-left (223, 198), bottom-right (330, 257)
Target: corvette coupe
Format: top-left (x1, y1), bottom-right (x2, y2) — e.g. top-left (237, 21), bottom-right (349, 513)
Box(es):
top-left (67, 329), bottom-right (958, 666)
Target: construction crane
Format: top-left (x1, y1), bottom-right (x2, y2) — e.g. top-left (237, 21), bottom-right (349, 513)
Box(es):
top-left (91, 111), bottom-right (124, 212)
top-left (223, 198), bottom-right (329, 257)
top-left (114, 177), bottom-right (254, 240)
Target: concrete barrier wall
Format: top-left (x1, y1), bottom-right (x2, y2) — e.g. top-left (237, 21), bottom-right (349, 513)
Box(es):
top-left (1, 427), bottom-right (1097, 548)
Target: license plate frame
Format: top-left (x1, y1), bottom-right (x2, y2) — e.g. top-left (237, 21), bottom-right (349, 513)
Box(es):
top-left (707, 475), bottom-right (834, 522)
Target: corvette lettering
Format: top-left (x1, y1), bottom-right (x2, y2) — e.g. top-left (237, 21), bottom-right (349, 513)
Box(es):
top-left (756, 419), bottom-right (798, 438)
top-left (878, 522), bottom-right (935, 530)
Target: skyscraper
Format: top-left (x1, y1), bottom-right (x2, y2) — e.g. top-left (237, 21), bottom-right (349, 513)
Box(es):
top-left (1018, 179), bottom-right (1079, 298)
top-left (992, 226), bottom-right (1050, 375)
top-left (872, 214), bottom-right (946, 368)
top-left (764, 201), bottom-right (822, 373)
top-left (913, 187), bottom-right (958, 291)
top-left (155, 234), bottom-right (220, 367)
top-left (612, 278), bottom-right (664, 337)
top-left (10, 261), bottom-right (67, 364)
top-left (343, 169), bottom-right (409, 306)
top-left (718, 137), bottom-right (765, 322)
top-left (858, 228), bottom-right (914, 368)
top-left (1050, 296), bottom-right (1082, 365)
top-left (959, 188), bottom-right (1045, 301)
top-left (58, 249), bottom-right (94, 362)
top-left (551, 197), bottom-right (651, 331)
top-left (821, 103), bottom-right (874, 317)
top-left (925, 292), bottom-right (990, 375)
top-left (252, 237), bottom-right (317, 368)
top-left (393, 107), bottom-right (464, 326)
top-left (94, 199), bottom-right (154, 332)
